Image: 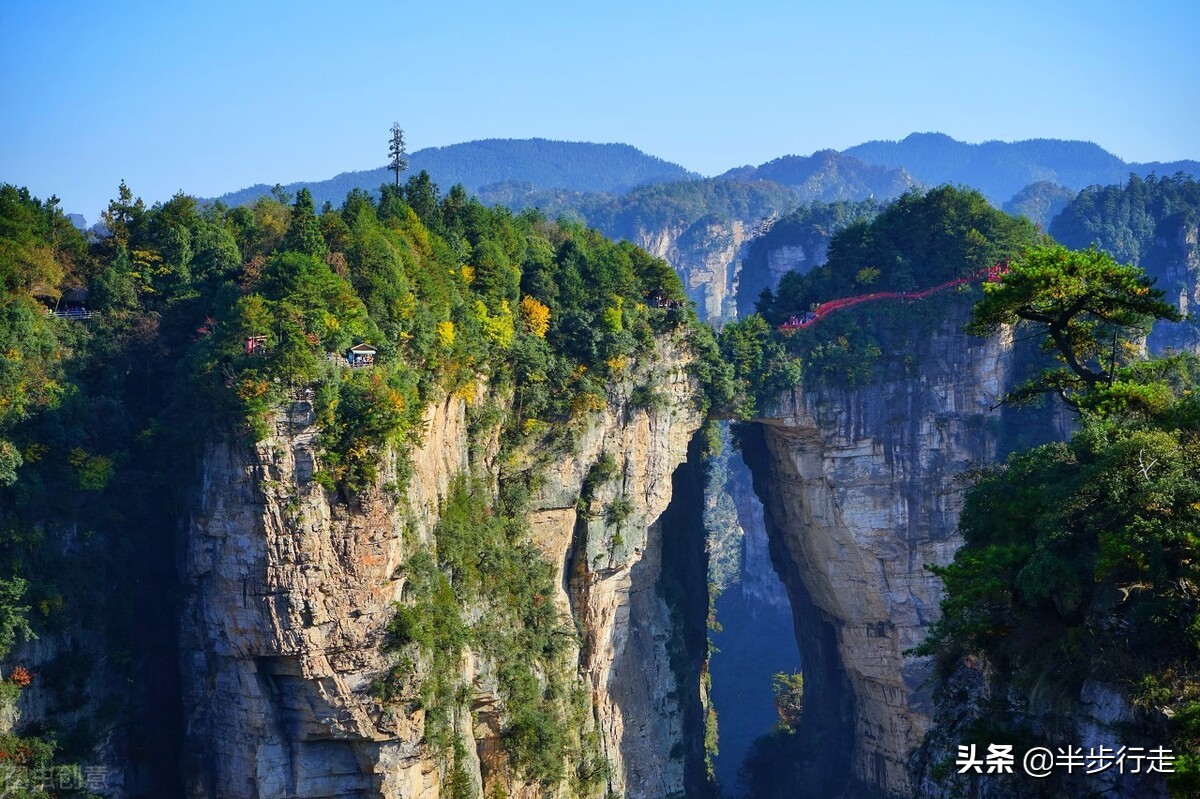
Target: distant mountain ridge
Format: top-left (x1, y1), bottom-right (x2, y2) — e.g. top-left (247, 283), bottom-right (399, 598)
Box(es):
top-left (845, 132), bottom-right (1200, 204)
top-left (721, 149), bottom-right (916, 202)
top-left (210, 133), bottom-right (1197, 216)
top-left (214, 138), bottom-right (699, 208)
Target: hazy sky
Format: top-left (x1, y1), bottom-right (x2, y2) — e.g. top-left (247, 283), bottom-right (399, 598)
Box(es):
top-left (2, 0), bottom-right (1197, 221)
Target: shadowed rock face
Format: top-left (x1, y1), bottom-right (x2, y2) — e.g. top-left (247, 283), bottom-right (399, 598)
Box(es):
top-left (742, 308), bottom-right (1041, 797)
top-left (179, 340), bottom-right (705, 799)
top-left (1146, 219), bottom-right (1200, 354)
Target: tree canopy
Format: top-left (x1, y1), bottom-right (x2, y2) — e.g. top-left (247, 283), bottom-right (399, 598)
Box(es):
top-left (967, 243), bottom-right (1181, 407)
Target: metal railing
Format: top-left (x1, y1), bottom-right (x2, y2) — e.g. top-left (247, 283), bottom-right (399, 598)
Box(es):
top-left (45, 308), bottom-right (100, 320)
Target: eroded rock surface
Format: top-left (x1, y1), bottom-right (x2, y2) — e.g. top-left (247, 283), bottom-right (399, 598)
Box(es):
top-left (747, 312), bottom-right (1042, 796)
top-left (180, 341), bottom-right (704, 799)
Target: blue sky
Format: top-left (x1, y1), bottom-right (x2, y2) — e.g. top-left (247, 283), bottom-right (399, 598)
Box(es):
top-left (2, 0), bottom-right (1197, 221)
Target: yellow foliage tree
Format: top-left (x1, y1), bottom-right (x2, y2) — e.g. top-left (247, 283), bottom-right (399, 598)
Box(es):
top-left (519, 295), bottom-right (550, 338)
top-left (436, 320), bottom-right (455, 347)
top-left (474, 300), bottom-right (514, 349)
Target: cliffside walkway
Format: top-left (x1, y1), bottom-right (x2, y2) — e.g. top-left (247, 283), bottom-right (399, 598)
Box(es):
top-left (779, 260), bottom-right (1008, 331)
top-left (44, 307), bottom-right (100, 320)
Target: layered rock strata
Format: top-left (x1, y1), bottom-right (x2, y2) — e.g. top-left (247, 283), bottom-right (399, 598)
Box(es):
top-left (179, 340), bottom-right (704, 799)
top-left (746, 310), bottom-right (1042, 796)
top-left (633, 220), bottom-right (754, 322)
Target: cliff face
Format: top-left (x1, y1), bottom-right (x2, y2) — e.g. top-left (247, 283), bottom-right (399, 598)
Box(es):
top-left (179, 340), bottom-right (704, 799)
top-left (1146, 218), bottom-right (1200, 353)
top-left (632, 219), bottom-right (756, 322)
top-left (911, 660), bottom-right (1169, 799)
top-left (743, 309), bottom-right (1042, 796)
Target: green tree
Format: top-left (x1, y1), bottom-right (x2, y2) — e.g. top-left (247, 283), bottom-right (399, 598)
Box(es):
top-left (967, 244), bottom-right (1181, 407)
top-left (0, 184), bottom-right (67, 294)
top-left (99, 180), bottom-right (146, 253)
top-left (403, 170), bottom-right (442, 231)
top-left (472, 238), bottom-right (520, 311)
top-left (247, 194), bottom-right (291, 256)
top-left (772, 671), bottom-right (804, 729)
top-left (191, 218), bottom-right (242, 285)
top-left (282, 188), bottom-right (328, 258)
top-left (0, 578), bottom-right (34, 658)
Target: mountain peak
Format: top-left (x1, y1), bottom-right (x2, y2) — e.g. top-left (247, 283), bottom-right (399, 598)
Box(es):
top-left (720, 150), bottom-right (916, 203)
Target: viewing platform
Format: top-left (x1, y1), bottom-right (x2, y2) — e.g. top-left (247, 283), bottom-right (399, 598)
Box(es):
top-left (45, 307), bottom-right (100, 320)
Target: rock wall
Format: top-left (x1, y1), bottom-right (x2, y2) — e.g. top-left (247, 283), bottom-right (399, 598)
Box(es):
top-left (1146, 218), bottom-right (1200, 353)
top-left (633, 219), bottom-right (754, 322)
top-left (912, 659), bottom-right (1169, 799)
top-left (536, 341), bottom-right (706, 799)
top-left (179, 340), bottom-right (704, 799)
top-left (610, 435), bottom-right (713, 799)
top-left (744, 309), bottom-right (1052, 797)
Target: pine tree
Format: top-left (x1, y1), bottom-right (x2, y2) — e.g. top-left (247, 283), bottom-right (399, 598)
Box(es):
top-left (388, 123), bottom-right (408, 187)
top-left (281, 188), bottom-right (327, 258)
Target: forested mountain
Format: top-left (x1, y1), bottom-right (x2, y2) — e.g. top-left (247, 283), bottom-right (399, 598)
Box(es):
top-left (1001, 180), bottom-right (1077, 229)
top-left (207, 133), bottom-right (1200, 224)
top-left (214, 139), bottom-right (698, 209)
top-left (720, 150), bottom-right (916, 202)
top-left (1048, 174), bottom-right (1200, 351)
top-left (466, 165), bottom-right (903, 321)
top-left (0, 176), bottom-right (728, 796)
top-left (1050, 173), bottom-right (1200, 265)
top-left (466, 178), bottom-right (796, 232)
top-left (462, 178), bottom-right (800, 320)
top-left (846, 132), bottom-right (1200, 204)
top-left (578, 179), bottom-right (793, 236)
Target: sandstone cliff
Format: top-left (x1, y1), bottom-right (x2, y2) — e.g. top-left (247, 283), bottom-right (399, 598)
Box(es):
top-left (179, 339), bottom-right (705, 799)
top-left (633, 218), bottom-right (757, 322)
top-left (1145, 218), bottom-right (1200, 353)
top-left (741, 308), bottom-right (1062, 796)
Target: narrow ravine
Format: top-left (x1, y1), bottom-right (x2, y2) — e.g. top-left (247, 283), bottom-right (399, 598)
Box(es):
top-left (704, 426), bottom-right (801, 797)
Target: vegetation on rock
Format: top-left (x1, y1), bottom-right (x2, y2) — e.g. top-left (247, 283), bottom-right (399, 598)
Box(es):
top-left (917, 243), bottom-right (1200, 795)
top-left (720, 186), bottom-right (1040, 414)
top-left (0, 170), bottom-right (723, 794)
